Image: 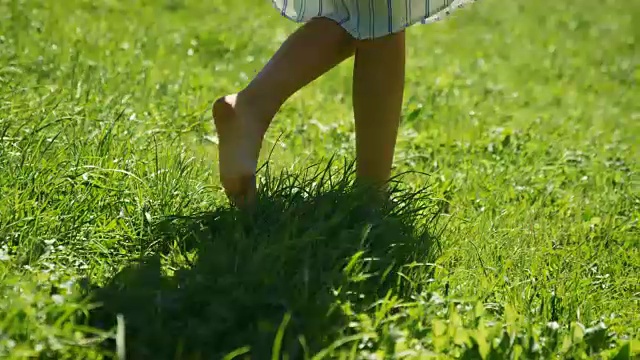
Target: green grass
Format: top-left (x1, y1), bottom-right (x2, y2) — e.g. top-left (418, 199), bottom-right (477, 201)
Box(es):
top-left (1, 0), bottom-right (639, 358)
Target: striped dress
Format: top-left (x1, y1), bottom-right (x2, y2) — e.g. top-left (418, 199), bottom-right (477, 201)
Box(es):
top-left (271, 0), bottom-right (478, 40)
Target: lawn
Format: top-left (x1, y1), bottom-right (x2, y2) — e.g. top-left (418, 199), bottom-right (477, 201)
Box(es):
top-left (0, 0), bottom-right (638, 358)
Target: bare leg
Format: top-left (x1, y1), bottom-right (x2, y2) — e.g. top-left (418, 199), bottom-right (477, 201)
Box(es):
top-left (352, 31), bottom-right (406, 190)
top-left (213, 18), bottom-right (355, 207)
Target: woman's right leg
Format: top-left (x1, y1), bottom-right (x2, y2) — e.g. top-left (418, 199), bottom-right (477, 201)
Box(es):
top-left (214, 18), bottom-right (356, 207)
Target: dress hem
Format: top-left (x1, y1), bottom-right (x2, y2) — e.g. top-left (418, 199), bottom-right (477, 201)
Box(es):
top-left (269, 0), bottom-right (475, 40)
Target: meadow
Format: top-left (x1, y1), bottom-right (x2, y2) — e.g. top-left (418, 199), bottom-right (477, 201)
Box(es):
top-left (0, 0), bottom-right (638, 358)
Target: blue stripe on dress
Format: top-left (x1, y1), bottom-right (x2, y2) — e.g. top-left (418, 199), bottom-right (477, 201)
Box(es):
top-left (339, 0), bottom-right (350, 25)
top-left (369, 0), bottom-right (374, 38)
top-left (297, 0), bottom-right (305, 21)
top-left (355, 0), bottom-right (361, 39)
top-left (387, 0), bottom-right (393, 33)
top-left (422, 0), bottom-right (430, 24)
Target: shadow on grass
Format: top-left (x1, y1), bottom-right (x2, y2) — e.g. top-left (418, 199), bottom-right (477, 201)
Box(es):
top-left (88, 164), bottom-right (441, 359)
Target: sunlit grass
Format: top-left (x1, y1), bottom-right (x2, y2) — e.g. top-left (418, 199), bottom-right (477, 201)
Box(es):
top-left (0, 0), bottom-right (638, 358)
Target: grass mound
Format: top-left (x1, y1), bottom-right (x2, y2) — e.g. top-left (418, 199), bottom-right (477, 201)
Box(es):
top-left (89, 165), bottom-right (439, 358)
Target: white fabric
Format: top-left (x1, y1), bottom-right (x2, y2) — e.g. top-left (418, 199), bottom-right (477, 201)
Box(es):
top-left (270, 0), bottom-right (478, 39)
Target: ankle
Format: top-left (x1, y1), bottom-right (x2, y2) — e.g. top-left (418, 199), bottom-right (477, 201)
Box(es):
top-left (353, 178), bottom-right (391, 208)
top-left (236, 88), bottom-right (281, 132)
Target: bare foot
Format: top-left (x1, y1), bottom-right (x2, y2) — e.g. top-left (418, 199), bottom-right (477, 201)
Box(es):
top-left (212, 94), bottom-right (265, 208)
